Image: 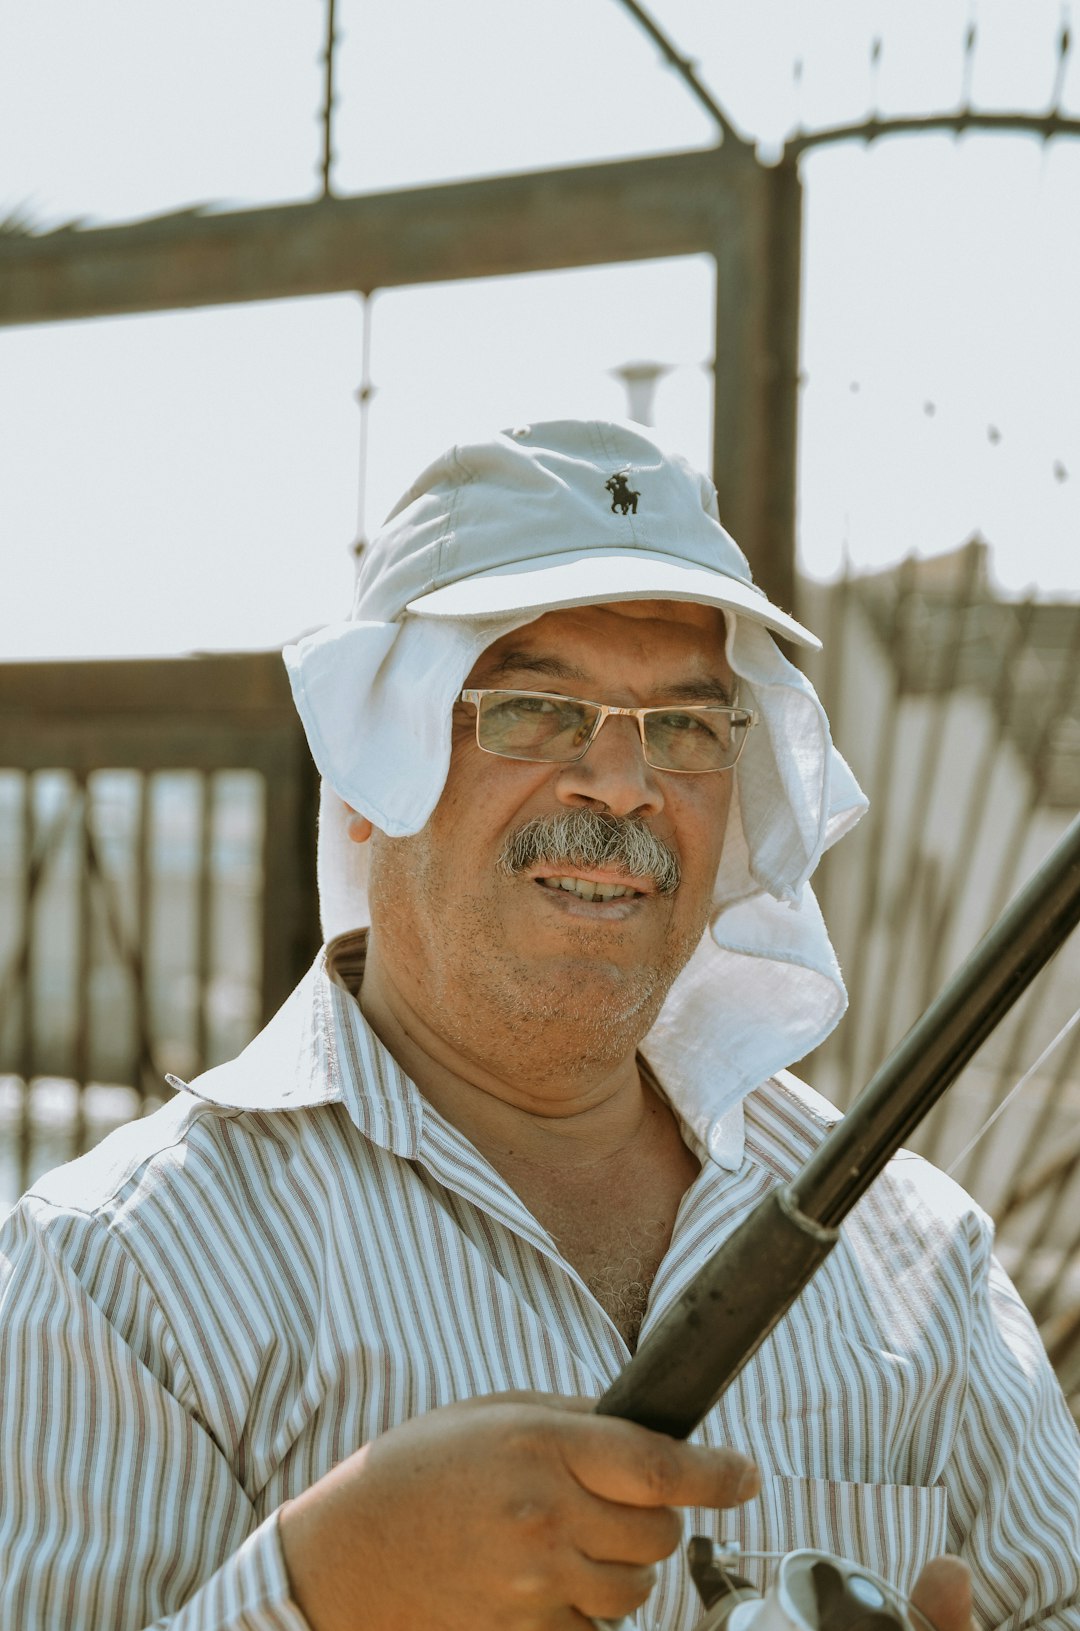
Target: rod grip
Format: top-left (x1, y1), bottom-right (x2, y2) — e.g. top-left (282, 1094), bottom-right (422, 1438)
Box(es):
top-left (596, 1186), bottom-right (838, 1438)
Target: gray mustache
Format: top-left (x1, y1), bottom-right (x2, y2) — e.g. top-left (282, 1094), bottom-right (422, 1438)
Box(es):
top-left (498, 811), bottom-right (681, 895)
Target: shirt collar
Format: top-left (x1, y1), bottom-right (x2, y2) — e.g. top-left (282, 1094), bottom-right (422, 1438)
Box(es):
top-left (178, 932), bottom-right (746, 1170)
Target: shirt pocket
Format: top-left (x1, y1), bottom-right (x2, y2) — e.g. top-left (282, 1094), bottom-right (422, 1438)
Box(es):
top-left (723, 1475), bottom-right (950, 1598)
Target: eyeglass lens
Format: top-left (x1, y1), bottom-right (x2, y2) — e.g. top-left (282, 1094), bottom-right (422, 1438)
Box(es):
top-left (475, 692), bottom-right (749, 772)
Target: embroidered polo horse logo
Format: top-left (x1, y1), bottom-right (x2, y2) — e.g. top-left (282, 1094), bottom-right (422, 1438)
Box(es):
top-left (605, 471), bottom-right (640, 515)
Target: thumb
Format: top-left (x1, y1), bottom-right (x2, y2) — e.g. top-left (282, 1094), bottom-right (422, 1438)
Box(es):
top-left (909, 1555), bottom-right (974, 1631)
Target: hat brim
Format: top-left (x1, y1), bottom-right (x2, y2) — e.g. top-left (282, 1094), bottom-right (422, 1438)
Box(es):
top-left (405, 549), bottom-right (820, 650)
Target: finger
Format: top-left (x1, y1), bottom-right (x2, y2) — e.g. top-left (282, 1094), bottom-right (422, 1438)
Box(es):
top-left (575, 1495), bottom-right (684, 1565)
top-left (504, 1600), bottom-right (596, 1631)
top-left (501, 1547), bottom-right (654, 1626)
top-left (455, 1389), bottom-right (598, 1415)
top-left (460, 1396), bottom-right (600, 1409)
top-left (567, 1558), bottom-right (660, 1621)
top-left (556, 1416), bottom-right (760, 1510)
top-left (910, 1555), bottom-right (974, 1631)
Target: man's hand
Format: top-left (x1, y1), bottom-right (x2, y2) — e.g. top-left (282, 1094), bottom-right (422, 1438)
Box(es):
top-left (279, 1392), bottom-right (760, 1630)
top-left (910, 1556), bottom-right (976, 1631)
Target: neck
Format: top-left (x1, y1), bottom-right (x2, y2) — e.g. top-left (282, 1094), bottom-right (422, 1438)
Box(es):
top-left (358, 932), bottom-right (657, 1167)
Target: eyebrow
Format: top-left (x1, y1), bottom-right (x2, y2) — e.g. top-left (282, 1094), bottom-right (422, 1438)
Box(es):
top-left (481, 651), bottom-right (737, 706)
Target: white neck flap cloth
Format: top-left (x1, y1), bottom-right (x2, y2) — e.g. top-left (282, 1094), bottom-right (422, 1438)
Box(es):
top-left (284, 420), bottom-right (867, 1158)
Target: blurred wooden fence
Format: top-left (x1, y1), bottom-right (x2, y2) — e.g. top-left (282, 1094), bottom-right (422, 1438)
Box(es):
top-left (0, 652), bottom-right (320, 1203)
top-left (802, 544), bottom-right (1080, 1421)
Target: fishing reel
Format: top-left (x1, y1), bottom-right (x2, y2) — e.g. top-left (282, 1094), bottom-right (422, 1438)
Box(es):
top-left (685, 1539), bottom-right (933, 1631)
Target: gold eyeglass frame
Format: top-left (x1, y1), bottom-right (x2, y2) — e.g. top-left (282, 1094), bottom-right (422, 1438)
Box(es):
top-left (459, 688), bottom-right (756, 774)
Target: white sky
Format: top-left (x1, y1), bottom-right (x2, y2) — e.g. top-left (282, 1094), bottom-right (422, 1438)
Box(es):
top-left (1, 0), bottom-right (1078, 660)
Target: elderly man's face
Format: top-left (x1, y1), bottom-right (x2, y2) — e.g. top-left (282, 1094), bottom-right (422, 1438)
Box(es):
top-left (365, 600), bottom-right (735, 1073)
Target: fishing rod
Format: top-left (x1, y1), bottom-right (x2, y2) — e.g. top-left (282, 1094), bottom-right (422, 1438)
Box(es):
top-left (594, 814), bottom-right (1080, 1631)
top-left (598, 813), bottom-right (1080, 1436)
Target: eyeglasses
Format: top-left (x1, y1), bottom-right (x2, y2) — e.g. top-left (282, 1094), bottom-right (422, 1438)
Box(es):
top-left (459, 688), bottom-right (755, 774)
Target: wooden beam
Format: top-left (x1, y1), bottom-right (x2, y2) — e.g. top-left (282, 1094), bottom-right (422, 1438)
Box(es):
top-left (0, 146), bottom-right (757, 326)
top-left (0, 141), bottom-right (800, 637)
top-left (0, 651), bottom-right (291, 713)
top-left (711, 157), bottom-right (803, 620)
top-left (0, 653), bottom-right (321, 1021)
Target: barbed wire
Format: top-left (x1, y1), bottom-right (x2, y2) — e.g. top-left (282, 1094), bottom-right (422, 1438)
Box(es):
top-left (609, 0), bottom-right (744, 145)
top-left (319, 0), bottom-right (338, 199)
top-left (785, 4), bottom-right (1079, 156)
top-left (1051, 2), bottom-right (1074, 113)
top-left (350, 291), bottom-right (376, 564)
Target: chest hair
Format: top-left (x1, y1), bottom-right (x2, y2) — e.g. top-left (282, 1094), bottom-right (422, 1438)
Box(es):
top-left (503, 1118), bottom-right (700, 1351)
top-left (546, 1200), bottom-right (675, 1349)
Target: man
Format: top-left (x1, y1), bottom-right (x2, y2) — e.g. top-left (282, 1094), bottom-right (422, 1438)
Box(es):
top-left (1, 421), bottom-right (1077, 1631)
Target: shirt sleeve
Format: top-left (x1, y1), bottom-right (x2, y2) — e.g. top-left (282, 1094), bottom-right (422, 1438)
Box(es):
top-left (0, 1196), bottom-right (312, 1631)
top-left (944, 1222), bottom-right (1080, 1631)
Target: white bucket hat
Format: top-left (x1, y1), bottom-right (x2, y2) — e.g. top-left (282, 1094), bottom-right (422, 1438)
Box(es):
top-left (285, 419), bottom-right (867, 1152)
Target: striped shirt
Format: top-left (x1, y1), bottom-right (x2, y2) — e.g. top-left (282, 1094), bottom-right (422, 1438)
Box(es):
top-left (1, 936), bottom-right (1077, 1631)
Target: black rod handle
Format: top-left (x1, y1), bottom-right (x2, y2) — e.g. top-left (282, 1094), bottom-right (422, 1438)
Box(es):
top-left (595, 1187), bottom-right (838, 1435)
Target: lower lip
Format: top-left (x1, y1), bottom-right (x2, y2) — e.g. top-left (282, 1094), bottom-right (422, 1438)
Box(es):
top-left (532, 879), bottom-right (651, 919)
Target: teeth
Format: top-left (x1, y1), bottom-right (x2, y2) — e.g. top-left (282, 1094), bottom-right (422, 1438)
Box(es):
top-left (542, 876), bottom-right (638, 901)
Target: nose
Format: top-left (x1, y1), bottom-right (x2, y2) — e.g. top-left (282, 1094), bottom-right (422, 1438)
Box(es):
top-left (552, 712), bottom-right (665, 820)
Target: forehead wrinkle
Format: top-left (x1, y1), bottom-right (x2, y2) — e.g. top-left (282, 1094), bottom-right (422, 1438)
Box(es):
top-left (478, 651), bottom-right (736, 707)
top-left (481, 651), bottom-right (587, 684)
top-left (657, 677), bottom-right (738, 707)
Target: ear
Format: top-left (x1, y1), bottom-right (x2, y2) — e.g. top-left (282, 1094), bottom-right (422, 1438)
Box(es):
top-left (345, 809), bottom-right (374, 844)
